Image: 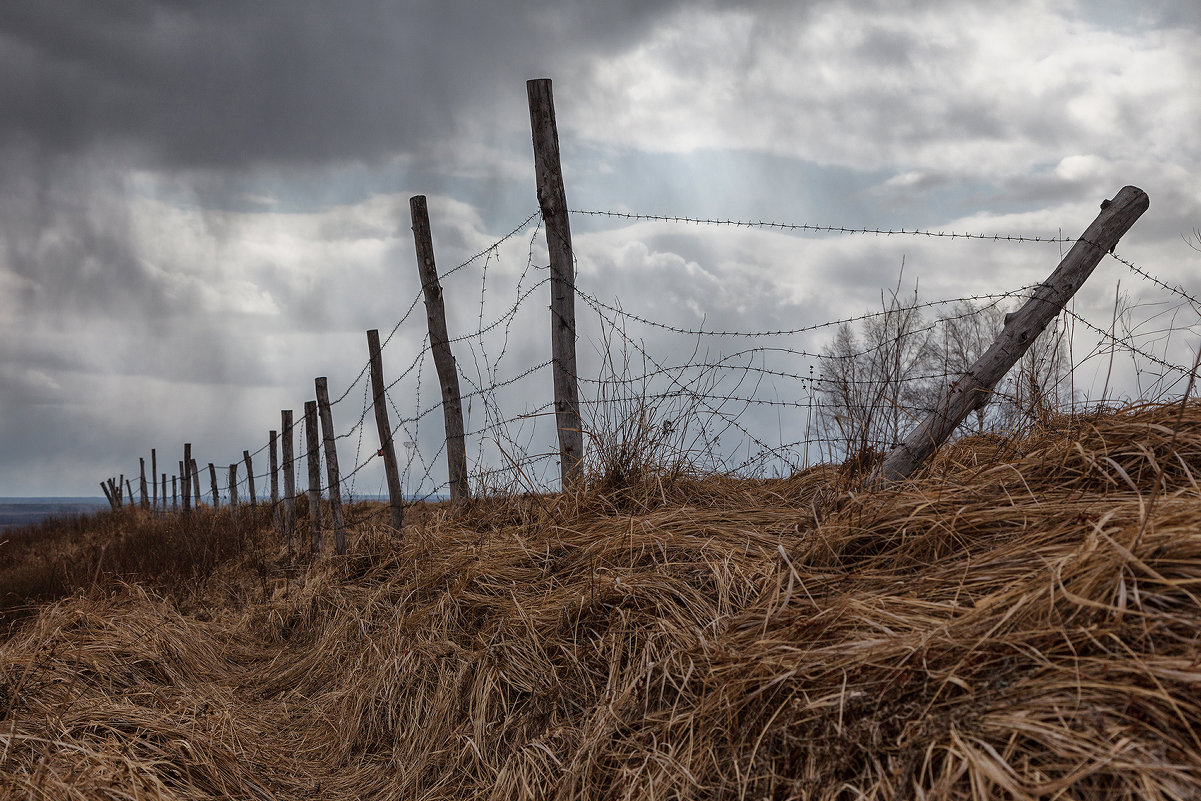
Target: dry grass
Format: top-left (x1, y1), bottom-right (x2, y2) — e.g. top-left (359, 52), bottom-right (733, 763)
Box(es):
top-left (4, 402), bottom-right (1201, 798)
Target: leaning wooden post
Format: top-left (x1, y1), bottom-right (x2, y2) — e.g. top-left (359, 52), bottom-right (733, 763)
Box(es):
top-left (243, 450), bottom-right (257, 510)
top-left (125, 478), bottom-right (135, 507)
top-left (269, 430), bottom-right (280, 534)
top-left (139, 458), bottom-right (149, 510)
top-left (190, 458), bottom-right (201, 507)
top-left (410, 197), bottom-right (470, 505)
top-left (869, 186), bottom-right (1150, 488)
top-left (208, 463), bottom-right (220, 508)
top-left (100, 481), bottom-right (117, 511)
top-left (228, 464), bottom-right (239, 508)
top-left (315, 378), bottom-right (347, 554)
top-left (282, 410), bottom-right (297, 547)
top-left (304, 400), bottom-right (323, 555)
top-left (366, 329), bottom-right (405, 531)
top-left (151, 449), bottom-right (158, 510)
top-left (527, 78), bottom-right (584, 485)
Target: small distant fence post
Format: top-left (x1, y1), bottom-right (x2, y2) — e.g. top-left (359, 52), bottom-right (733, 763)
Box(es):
top-left (209, 463), bottom-right (220, 508)
top-left (527, 77), bottom-right (584, 485)
top-left (160, 474), bottom-right (166, 511)
top-left (100, 481), bottom-right (117, 511)
top-left (182, 446), bottom-right (192, 514)
top-left (118, 474), bottom-right (125, 506)
top-left (315, 378), bottom-right (346, 554)
top-left (304, 400), bottom-right (323, 555)
top-left (125, 478), bottom-right (134, 507)
top-left (190, 458), bottom-right (201, 507)
top-left (228, 464), bottom-right (239, 508)
top-left (139, 458), bottom-right (149, 510)
top-left (869, 186), bottom-right (1150, 488)
top-left (366, 329), bottom-right (405, 532)
top-left (243, 450), bottom-right (257, 510)
top-left (282, 410), bottom-right (297, 548)
top-left (410, 196), bottom-right (470, 505)
top-left (171, 476), bottom-right (178, 512)
top-left (269, 429), bottom-right (280, 534)
top-left (151, 449), bottom-right (158, 510)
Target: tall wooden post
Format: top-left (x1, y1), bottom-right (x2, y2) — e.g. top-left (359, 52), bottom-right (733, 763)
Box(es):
top-left (269, 429), bottom-right (280, 533)
top-left (139, 458), bottom-right (149, 510)
top-left (243, 450), bottom-right (257, 510)
top-left (171, 476), bottom-right (177, 512)
top-left (118, 474), bottom-right (125, 506)
top-left (305, 400), bottom-right (323, 555)
top-left (527, 78), bottom-right (584, 485)
top-left (181, 445), bottom-right (192, 514)
top-left (209, 463), bottom-right (220, 508)
top-left (410, 197), bottom-right (470, 504)
top-left (870, 186), bottom-right (1150, 487)
top-left (366, 329), bottom-right (405, 531)
top-left (315, 378), bottom-right (346, 554)
top-left (228, 464), bottom-right (239, 508)
top-left (282, 410), bottom-right (297, 547)
top-left (151, 449), bottom-right (158, 510)
top-left (160, 474), bottom-right (166, 511)
top-left (190, 458), bottom-right (201, 506)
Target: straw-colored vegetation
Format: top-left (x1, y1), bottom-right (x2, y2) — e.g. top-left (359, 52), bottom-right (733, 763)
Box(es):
top-left (3, 402), bottom-right (1201, 799)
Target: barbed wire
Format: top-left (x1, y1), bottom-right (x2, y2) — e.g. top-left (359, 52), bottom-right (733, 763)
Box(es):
top-left (123, 204), bottom-right (1201, 514)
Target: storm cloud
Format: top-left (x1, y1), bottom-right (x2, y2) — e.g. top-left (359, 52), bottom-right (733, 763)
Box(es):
top-left (0, 0), bottom-right (1198, 495)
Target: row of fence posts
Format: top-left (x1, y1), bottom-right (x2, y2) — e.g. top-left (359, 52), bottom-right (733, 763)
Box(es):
top-left (99, 78), bottom-right (585, 554)
top-left (96, 76), bottom-right (1152, 525)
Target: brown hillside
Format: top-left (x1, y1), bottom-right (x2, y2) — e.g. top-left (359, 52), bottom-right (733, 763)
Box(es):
top-left (3, 402), bottom-right (1201, 799)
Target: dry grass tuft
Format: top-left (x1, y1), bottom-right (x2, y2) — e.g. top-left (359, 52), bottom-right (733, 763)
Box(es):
top-left (4, 402), bottom-right (1201, 798)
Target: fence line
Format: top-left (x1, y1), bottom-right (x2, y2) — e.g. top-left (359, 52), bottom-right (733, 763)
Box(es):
top-left (103, 81), bottom-right (1197, 544)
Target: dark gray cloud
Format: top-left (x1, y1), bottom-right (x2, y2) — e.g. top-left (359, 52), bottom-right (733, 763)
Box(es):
top-left (0, 0), bottom-right (694, 170)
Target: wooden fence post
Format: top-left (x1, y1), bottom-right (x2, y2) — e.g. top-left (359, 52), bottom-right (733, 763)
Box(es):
top-left (108, 478), bottom-right (121, 508)
top-left (366, 329), bottom-right (405, 531)
top-left (151, 449), bottom-right (158, 510)
top-left (527, 78), bottom-right (584, 485)
top-left (305, 400), bottom-right (323, 555)
top-left (282, 410), bottom-right (297, 547)
top-left (125, 478), bottom-right (134, 508)
top-left (869, 186), bottom-right (1150, 488)
top-left (314, 378), bottom-right (347, 554)
top-left (171, 476), bottom-right (177, 512)
top-left (243, 450), bottom-right (257, 510)
top-left (139, 458), bottom-right (149, 510)
top-left (118, 474), bottom-right (125, 506)
top-left (100, 481), bottom-right (117, 511)
top-left (269, 429), bottom-right (280, 533)
top-left (190, 458), bottom-right (201, 506)
top-left (209, 463), bottom-right (220, 508)
top-left (228, 464), bottom-right (239, 508)
top-left (182, 446), bottom-right (193, 514)
top-left (410, 198), bottom-right (470, 505)
top-left (160, 474), bottom-right (166, 512)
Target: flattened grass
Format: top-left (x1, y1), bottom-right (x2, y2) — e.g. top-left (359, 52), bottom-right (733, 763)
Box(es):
top-left (3, 403), bottom-right (1201, 799)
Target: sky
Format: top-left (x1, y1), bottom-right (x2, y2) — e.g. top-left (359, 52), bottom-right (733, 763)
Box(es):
top-left (0, 0), bottom-right (1198, 498)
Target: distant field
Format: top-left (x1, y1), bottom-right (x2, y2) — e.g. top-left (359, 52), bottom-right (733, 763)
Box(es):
top-left (0, 498), bottom-right (110, 531)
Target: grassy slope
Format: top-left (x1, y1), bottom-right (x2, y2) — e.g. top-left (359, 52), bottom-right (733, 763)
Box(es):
top-left (2, 403), bottom-right (1201, 799)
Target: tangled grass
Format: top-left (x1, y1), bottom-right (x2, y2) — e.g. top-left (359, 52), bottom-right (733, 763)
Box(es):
top-left (3, 402), bottom-right (1201, 799)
